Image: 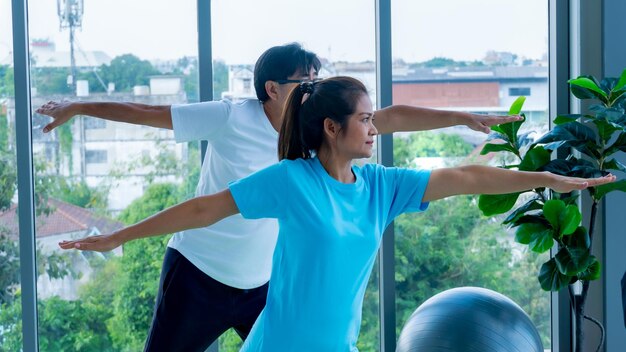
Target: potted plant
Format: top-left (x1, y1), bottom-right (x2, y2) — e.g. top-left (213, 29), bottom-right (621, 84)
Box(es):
top-left (477, 69), bottom-right (626, 352)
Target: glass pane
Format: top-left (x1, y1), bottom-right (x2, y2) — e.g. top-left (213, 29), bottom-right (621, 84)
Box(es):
top-left (0, 1), bottom-right (22, 349)
top-left (212, 1), bottom-right (378, 350)
top-left (28, 0), bottom-right (199, 350)
top-left (392, 0), bottom-right (551, 350)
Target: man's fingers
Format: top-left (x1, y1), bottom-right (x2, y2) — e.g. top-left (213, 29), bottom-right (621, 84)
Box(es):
top-left (43, 122), bottom-right (56, 133)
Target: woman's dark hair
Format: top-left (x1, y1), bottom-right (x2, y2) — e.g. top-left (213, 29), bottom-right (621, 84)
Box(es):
top-left (278, 76), bottom-right (368, 160)
top-left (254, 43), bottom-right (322, 102)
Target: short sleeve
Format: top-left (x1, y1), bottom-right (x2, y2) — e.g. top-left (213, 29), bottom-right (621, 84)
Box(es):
top-left (385, 167), bottom-right (431, 224)
top-left (229, 161), bottom-right (287, 220)
top-left (171, 100), bottom-right (231, 142)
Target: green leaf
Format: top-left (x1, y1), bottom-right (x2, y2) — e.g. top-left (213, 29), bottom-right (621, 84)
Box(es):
top-left (593, 119), bottom-right (622, 144)
top-left (509, 214), bottom-right (551, 229)
top-left (536, 122), bottom-right (596, 146)
top-left (604, 158), bottom-right (626, 172)
top-left (609, 90), bottom-right (626, 107)
top-left (543, 199), bottom-right (565, 230)
top-left (604, 132), bottom-right (626, 156)
top-left (555, 247), bottom-right (593, 276)
top-left (502, 198), bottom-right (543, 225)
top-left (515, 222), bottom-right (554, 253)
top-left (560, 205), bottom-right (582, 235)
top-left (571, 84), bottom-right (599, 100)
top-left (490, 112), bottom-right (525, 148)
top-left (594, 179), bottom-right (626, 199)
top-left (578, 257), bottom-right (601, 281)
top-left (569, 77), bottom-right (608, 99)
top-left (508, 96), bottom-right (526, 115)
top-left (519, 146), bottom-right (551, 171)
top-left (478, 192), bottom-right (521, 216)
top-left (614, 68), bottom-right (626, 91)
top-left (480, 142), bottom-right (518, 155)
top-left (539, 258), bottom-right (573, 291)
top-left (553, 115), bottom-right (583, 125)
top-left (562, 226), bottom-right (591, 249)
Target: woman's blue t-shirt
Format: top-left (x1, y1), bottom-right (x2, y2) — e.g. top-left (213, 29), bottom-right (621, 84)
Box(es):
top-left (229, 157), bottom-right (431, 352)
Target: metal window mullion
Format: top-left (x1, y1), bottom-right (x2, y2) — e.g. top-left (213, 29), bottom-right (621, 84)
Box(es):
top-left (375, 0), bottom-right (395, 351)
top-left (549, 1), bottom-right (572, 351)
top-left (198, 0), bottom-right (213, 163)
top-left (12, 0), bottom-right (39, 350)
top-left (196, 1), bottom-right (217, 351)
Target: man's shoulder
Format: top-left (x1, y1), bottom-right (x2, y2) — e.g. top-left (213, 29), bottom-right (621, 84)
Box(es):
top-left (228, 99), bottom-right (264, 115)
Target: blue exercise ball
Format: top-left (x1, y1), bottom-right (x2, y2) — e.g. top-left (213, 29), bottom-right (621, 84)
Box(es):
top-left (396, 287), bottom-right (543, 352)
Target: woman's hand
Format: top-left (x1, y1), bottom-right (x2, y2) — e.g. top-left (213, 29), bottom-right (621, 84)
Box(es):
top-left (59, 233), bottom-right (125, 252)
top-left (464, 114), bottom-right (523, 134)
top-left (548, 173), bottom-right (617, 193)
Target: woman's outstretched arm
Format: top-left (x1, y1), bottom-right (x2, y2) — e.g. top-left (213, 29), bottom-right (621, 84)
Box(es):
top-left (423, 166), bottom-right (616, 202)
top-left (58, 189), bottom-right (239, 252)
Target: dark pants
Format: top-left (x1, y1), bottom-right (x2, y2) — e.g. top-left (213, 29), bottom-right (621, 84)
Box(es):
top-left (144, 248), bottom-right (269, 352)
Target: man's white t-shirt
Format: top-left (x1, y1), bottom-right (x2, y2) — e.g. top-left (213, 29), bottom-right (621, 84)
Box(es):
top-left (168, 99), bottom-right (279, 289)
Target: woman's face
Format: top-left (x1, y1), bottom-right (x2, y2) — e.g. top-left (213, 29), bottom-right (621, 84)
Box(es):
top-left (337, 94), bottom-right (378, 159)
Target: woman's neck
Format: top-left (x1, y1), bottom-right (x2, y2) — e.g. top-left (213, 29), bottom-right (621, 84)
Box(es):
top-left (317, 148), bottom-right (355, 183)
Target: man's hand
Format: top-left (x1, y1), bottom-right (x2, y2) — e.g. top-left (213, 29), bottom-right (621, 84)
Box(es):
top-left (37, 101), bottom-right (78, 133)
top-left (464, 114), bottom-right (523, 134)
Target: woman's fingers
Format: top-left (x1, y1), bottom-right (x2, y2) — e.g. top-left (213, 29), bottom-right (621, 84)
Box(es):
top-left (58, 235), bottom-right (115, 252)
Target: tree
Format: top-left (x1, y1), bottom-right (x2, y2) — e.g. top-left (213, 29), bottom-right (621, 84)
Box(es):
top-left (99, 54), bottom-right (160, 92)
top-left (51, 177), bottom-right (108, 212)
top-left (30, 67), bottom-right (73, 95)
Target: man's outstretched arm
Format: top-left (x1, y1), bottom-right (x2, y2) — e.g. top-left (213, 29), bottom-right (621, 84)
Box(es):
top-left (37, 101), bottom-right (172, 133)
top-left (374, 105), bottom-right (522, 135)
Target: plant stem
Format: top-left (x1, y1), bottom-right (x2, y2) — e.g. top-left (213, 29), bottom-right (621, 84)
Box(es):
top-left (575, 200), bottom-right (604, 352)
top-left (584, 314), bottom-right (605, 352)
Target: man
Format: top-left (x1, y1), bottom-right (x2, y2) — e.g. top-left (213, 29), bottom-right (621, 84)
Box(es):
top-left (38, 43), bottom-right (519, 351)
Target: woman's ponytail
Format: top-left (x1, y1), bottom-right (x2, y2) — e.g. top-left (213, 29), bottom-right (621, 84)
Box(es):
top-left (278, 82), bottom-right (313, 160)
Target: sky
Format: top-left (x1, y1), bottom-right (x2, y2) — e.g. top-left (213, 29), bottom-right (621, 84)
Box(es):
top-left (1, 0), bottom-right (548, 65)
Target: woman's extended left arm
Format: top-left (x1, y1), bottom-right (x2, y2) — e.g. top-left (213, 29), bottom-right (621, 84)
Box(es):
top-left (423, 166), bottom-right (616, 202)
top-left (58, 189), bottom-right (239, 252)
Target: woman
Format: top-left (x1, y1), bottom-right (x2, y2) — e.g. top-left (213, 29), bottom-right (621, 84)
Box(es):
top-left (60, 76), bottom-right (615, 351)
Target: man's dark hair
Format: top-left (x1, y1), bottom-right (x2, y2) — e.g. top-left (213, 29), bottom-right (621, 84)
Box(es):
top-left (254, 43), bottom-right (321, 102)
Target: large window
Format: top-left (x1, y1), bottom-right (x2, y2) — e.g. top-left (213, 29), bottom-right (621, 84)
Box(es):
top-left (391, 0), bottom-right (551, 349)
top-left (26, 0), bottom-right (199, 350)
top-left (211, 1), bottom-right (378, 349)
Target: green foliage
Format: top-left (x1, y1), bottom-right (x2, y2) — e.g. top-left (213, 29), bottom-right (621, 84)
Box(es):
top-left (56, 121), bottom-right (74, 172)
top-left (393, 131), bottom-right (474, 167)
top-left (0, 152), bottom-right (16, 211)
top-left (38, 296), bottom-right (115, 351)
top-left (106, 183), bottom-right (180, 349)
top-left (213, 60), bottom-right (229, 100)
top-left (408, 57), bottom-right (485, 69)
top-left (0, 65), bottom-right (15, 97)
top-left (99, 54), bottom-right (160, 92)
top-left (30, 67), bottom-right (73, 95)
top-left (0, 292), bottom-right (22, 351)
top-left (0, 232), bottom-right (20, 305)
top-left (478, 74), bottom-right (626, 291)
top-left (51, 177), bottom-right (109, 211)
top-left (0, 112), bottom-right (9, 152)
